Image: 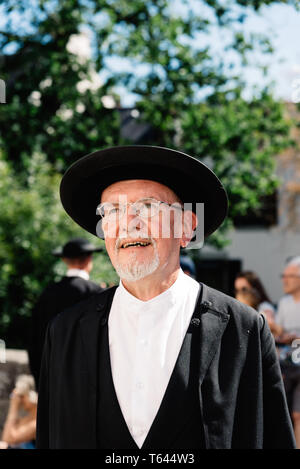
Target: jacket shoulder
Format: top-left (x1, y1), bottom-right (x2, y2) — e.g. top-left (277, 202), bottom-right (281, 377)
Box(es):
top-left (60, 276), bottom-right (102, 291)
top-left (201, 283), bottom-right (263, 330)
top-left (49, 286), bottom-right (117, 331)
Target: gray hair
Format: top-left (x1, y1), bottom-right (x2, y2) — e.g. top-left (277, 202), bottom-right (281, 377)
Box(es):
top-left (15, 374), bottom-right (38, 404)
top-left (286, 256), bottom-right (300, 273)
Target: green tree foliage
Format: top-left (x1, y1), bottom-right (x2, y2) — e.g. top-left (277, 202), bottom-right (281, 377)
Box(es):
top-left (0, 0), bottom-right (298, 344)
top-left (0, 0), bottom-right (122, 171)
top-left (0, 151), bottom-right (116, 346)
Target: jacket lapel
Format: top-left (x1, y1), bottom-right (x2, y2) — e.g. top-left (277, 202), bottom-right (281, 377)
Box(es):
top-left (195, 284), bottom-right (230, 448)
top-left (142, 329), bottom-right (194, 449)
top-left (144, 283), bottom-right (231, 449)
top-left (198, 284), bottom-right (230, 384)
top-left (78, 287), bottom-right (117, 448)
top-left (79, 287), bottom-right (117, 391)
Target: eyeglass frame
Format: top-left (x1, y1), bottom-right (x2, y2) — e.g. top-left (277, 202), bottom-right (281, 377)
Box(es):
top-left (234, 286), bottom-right (253, 294)
top-left (96, 197), bottom-right (184, 221)
top-left (280, 274), bottom-right (300, 279)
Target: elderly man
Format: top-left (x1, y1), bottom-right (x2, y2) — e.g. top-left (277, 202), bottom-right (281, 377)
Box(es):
top-left (36, 145), bottom-right (295, 449)
top-left (276, 257), bottom-right (300, 337)
top-left (269, 257), bottom-right (300, 447)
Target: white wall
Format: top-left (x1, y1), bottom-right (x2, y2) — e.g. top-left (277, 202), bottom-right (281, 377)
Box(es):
top-left (221, 227), bottom-right (300, 304)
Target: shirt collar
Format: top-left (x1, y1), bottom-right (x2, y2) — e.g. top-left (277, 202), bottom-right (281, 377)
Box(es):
top-left (118, 268), bottom-right (189, 311)
top-left (66, 268), bottom-right (90, 281)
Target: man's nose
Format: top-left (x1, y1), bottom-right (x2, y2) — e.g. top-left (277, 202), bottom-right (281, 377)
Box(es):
top-left (119, 207), bottom-right (143, 233)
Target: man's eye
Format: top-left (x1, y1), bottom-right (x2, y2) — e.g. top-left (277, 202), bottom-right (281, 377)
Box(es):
top-left (139, 201), bottom-right (155, 212)
top-left (108, 207), bottom-right (120, 216)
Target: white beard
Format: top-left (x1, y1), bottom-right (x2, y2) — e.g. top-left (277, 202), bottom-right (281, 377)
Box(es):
top-left (114, 239), bottom-right (160, 282)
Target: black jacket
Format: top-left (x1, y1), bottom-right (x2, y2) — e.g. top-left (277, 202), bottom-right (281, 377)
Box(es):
top-left (36, 284), bottom-right (296, 449)
top-left (28, 276), bottom-right (102, 387)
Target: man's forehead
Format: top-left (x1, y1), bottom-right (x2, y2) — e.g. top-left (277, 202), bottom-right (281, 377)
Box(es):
top-left (285, 263), bottom-right (300, 273)
top-left (101, 179), bottom-right (179, 201)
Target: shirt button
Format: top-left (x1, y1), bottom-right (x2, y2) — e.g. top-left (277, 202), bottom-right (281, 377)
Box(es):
top-left (140, 338), bottom-right (148, 346)
top-left (136, 381), bottom-right (144, 389)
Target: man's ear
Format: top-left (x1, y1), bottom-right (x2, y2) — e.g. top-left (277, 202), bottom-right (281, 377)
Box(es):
top-left (180, 211), bottom-right (198, 248)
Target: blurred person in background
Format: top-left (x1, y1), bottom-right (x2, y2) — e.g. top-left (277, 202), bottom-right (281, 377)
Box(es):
top-left (266, 256), bottom-right (300, 448)
top-left (272, 257), bottom-right (300, 340)
top-left (28, 238), bottom-right (103, 388)
top-left (0, 374), bottom-right (37, 449)
top-left (234, 271), bottom-right (275, 323)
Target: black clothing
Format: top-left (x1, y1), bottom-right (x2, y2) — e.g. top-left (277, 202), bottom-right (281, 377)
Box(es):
top-left (36, 284), bottom-right (296, 449)
top-left (28, 275), bottom-right (102, 387)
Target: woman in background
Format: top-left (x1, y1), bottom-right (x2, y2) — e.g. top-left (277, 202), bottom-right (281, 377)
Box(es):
top-left (234, 270), bottom-right (275, 322)
top-left (0, 374), bottom-right (37, 449)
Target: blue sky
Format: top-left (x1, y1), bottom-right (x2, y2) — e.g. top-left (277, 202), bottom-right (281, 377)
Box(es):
top-left (1, 1), bottom-right (299, 105)
top-left (101, 2), bottom-right (300, 105)
top-left (239, 3), bottom-right (300, 101)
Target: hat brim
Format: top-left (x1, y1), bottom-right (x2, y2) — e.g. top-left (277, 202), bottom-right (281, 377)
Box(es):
top-left (60, 145), bottom-right (228, 240)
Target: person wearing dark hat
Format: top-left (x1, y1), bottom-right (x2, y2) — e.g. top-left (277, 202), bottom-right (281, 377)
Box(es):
top-left (28, 238), bottom-right (103, 388)
top-left (36, 145), bottom-right (295, 449)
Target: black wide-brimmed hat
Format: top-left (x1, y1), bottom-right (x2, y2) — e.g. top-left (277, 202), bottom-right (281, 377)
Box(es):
top-left (52, 237), bottom-right (103, 258)
top-left (60, 145), bottom-right (228, 239)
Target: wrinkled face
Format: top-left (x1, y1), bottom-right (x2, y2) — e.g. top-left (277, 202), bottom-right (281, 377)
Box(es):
top-left (281, 264), bottom-right (300, 295)
top-left (100, 179), bottom-right (195, 282)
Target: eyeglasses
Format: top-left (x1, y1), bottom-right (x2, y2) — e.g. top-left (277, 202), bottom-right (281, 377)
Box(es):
top-left (234, 287), bottom-right (252, 295)
top-left (96, 198), bottom-right (183, 221)
top-left (280, 274), bottom-right (300, 279)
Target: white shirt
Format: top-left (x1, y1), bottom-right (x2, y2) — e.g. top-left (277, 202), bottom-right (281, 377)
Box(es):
top-left (276, 295), bottom-right (300, 336)
top-left (108, 269), bottom-right (200, 448)
top-left (257, 301), bottom-right (275, 322)
top-left (66, 268), bottom-right (89, 280)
